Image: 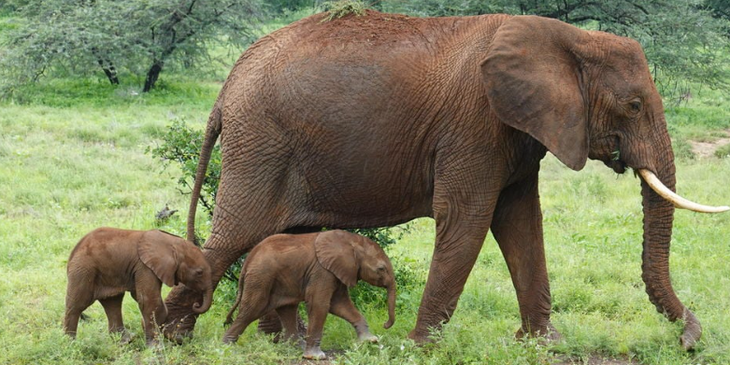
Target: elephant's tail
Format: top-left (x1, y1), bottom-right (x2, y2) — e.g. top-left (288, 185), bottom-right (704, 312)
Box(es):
top-left (187, 100), bottom-right (223, 245)
top-left (223, 271), bottom-right (245, 327)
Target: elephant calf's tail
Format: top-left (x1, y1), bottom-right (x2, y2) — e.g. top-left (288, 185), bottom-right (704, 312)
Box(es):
top-left (187, 101), bottom-right (223, 245)
top-left (223, 272), bottom-right (246, 327)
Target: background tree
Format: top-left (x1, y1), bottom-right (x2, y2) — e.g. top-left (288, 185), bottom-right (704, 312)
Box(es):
top-left (1, 0), bottom-right (265, 92)
top-left (704, 0), bottom-right (730, 38)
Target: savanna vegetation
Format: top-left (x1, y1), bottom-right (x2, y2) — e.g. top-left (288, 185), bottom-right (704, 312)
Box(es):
top-left (1, 1), bottom-right (729, 364)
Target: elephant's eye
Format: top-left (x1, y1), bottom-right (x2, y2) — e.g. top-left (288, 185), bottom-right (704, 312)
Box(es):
top-left (628, 100), bottom-right (642, 113)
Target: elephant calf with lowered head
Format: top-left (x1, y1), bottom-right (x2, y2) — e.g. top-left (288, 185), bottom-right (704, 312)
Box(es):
top-left (64, 228), bottom-right (213, 346)
top-left (222, 230), bottom-right (396, 360)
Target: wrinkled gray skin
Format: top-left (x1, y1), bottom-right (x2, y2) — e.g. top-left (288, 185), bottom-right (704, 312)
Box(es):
top-left (64, 228), bottom-right (213, 346)
top-left (163, 10), bottom-right (718, 350)
top-left (222, 230), bottom-right (396, 360)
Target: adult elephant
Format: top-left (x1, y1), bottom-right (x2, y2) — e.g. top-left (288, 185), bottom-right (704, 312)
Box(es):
top-left (163, 10), bottom-right (727, 350)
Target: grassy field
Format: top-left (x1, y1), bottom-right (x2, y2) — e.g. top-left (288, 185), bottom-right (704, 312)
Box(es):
top-left (1, 29), bottom-right (730, 365)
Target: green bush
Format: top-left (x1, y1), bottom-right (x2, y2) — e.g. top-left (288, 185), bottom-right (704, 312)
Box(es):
top-left (147, 118), bottom-right (221, 219)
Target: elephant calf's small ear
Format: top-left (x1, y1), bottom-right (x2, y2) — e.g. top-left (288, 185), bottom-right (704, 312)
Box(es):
top-left (138, 231), bottom-right (179, 287)
top-left (314, 231), bottom-right (358, 288)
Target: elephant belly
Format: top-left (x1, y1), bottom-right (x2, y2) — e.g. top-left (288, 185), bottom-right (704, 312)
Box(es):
top-left (93, 285), bottom-right (128, 300)
top-left (289, 157), bottom-right (434, 228)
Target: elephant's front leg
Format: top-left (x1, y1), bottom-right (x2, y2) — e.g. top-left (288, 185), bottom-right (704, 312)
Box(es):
top-left (490, 174), bottom-right (557, 340)
top-left (409, 179), bottom-right (494, 342)
top-left (303, 291), bottom-right (334, 360)
top-left (329, 286), bottom-right (377, 343)
top-left (135, 277), bottom-right (167, 346)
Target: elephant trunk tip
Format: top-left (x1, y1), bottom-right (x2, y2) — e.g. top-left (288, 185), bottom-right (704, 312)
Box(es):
top-left (383, 319), bottom-right (394, 329)
top-left (192, 288), bottom-right (213, 314)
top-left (680, 309), bottom-right (702, 351)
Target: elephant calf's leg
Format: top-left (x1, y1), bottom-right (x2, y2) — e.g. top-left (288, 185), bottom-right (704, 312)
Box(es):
top-left (490, 176), bottom-right (557, 339)
top-left (99, 294), bottom-right (132, 343)
top-left (63, 308), bottom-right (84, 339)
top-left (138, 297), bottom-right (167, 346)
top-left (329, 287), bottom-right (377, 343)
top-left (275, 305), bottom-right (305, 347)
top-left (63, 284), bottom-right (95, 338)
top-left (302, 301), bottom-right (330, 360)
top-left (223, 289), bottom-right (273, 344)
top-left (257, 311), bottom-right (285, 342)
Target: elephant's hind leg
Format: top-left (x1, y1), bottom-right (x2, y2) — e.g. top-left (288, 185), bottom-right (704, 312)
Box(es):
top-left (99, 294), bottom-right (131, 343)
top-left (490, 175), bottom-right (557, 340)
top-left (64, 271), bottom-right (96, 338)
top-left (275, 304), bottom-right (304, 347)
top-left (222, 280), bottom-right (276, 344)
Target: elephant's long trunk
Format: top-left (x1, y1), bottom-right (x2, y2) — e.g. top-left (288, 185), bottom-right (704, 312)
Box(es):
top-left (384, 281), bottom-right (396, 329)
top-left (192, 287), bottom-right (213, 314)
top-left (639, 144), bottom-right (700, 350)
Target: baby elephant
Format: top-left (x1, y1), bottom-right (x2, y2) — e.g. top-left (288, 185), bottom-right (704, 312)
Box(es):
top-left (64, 228), bottom-right (213, 346)
top-left (223, 230), bottom-right (396, 360)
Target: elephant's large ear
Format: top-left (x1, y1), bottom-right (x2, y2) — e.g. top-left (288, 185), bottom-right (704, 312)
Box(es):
top-left (483, 15), bottom-right (589, 171)
top-left (314, 230), bottom-right (358, 288)
top-left (138, 230), bottom-right (179, 287)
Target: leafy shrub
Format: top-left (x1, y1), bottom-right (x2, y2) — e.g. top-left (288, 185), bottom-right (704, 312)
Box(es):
top-left (321, 0), bottom-right (368, 21)
top-left (147, 118), bottom-right (221, 219)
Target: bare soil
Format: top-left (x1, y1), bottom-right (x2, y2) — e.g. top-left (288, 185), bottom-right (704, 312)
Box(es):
top-left (690, 129), bottom-right (730, 158)
top-left (554, 354), bottom-right (640, 365)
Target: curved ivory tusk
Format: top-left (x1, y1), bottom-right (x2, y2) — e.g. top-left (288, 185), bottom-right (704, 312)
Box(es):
top-left (638, 169), bottom-right (730, 213)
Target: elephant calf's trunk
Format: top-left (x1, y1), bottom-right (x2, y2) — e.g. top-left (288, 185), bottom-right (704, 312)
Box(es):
top-left (192, 288), bottom-right (213, 314)
top-left (384, 283), bottom-right (396, 329)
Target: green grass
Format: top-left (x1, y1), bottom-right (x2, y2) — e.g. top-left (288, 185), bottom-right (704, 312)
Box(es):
top-left (2, 55), bottom-right (730, 364)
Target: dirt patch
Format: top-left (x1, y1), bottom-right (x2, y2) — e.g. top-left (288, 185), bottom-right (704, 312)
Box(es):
top-left (690, 129), bottom-right (730, 158)
top-left (289, 350), bottom-right (344, 365)
top-left (554, 354), bottom-right (640, 365)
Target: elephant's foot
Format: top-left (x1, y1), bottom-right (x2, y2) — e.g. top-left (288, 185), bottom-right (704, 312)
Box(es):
top-left (258, 311), bottom-right (308, 343)
top-left (302, 347), bottom-right (326, 360)
top-left (357, 331), bottom-right (378, 343)
top-left (222, 334), bottom-right (238, 344)
top-left (407, 328), bottom-right (437, 344)
top-left (145, 336), bottom-right (161, 348)
top-left (515, 322), bottom-right (561, 343)
top-left (118, 330), bottom-right (134, 345)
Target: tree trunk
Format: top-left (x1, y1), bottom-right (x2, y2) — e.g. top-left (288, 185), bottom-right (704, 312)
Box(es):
top-left (143, 60), bottom-right (164, 92)
top-left (97, 59), bottom-right (119, 85)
